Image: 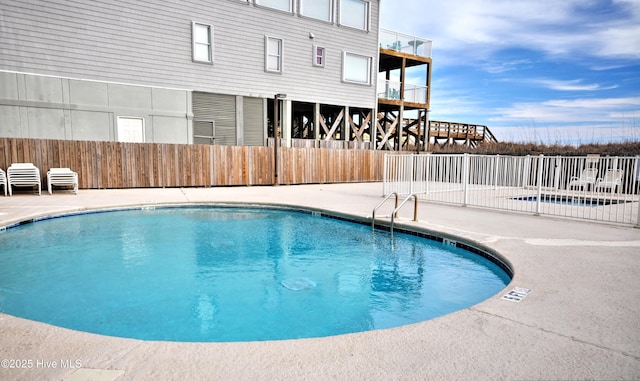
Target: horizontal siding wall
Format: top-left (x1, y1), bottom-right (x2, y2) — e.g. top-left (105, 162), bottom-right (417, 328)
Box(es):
top-left (0, 138), bottom-right (386, 189)
top-left (1, 0), bottom-right (379, 109)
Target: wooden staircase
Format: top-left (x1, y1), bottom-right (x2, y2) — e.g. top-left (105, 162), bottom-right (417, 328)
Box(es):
top-left (427, 120), bottom-right (498, 148)
top-left (377, 112), bottom-right (499, 151)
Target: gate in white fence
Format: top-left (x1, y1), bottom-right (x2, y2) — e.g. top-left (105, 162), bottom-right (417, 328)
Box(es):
top-left (383, 154), bottom-right (640, 226)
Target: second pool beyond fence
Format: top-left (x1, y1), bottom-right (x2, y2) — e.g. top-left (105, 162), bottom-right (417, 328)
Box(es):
top-left (383, 154), bottom-right (640, 226)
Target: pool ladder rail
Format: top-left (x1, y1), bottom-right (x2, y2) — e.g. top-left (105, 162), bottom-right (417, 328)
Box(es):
top-left (371, 192), bottom-right (422, 238)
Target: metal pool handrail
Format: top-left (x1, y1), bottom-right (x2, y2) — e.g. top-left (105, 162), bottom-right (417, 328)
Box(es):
top-left (390, 193), bottom-right (421, 238)
top-left (371, 192), bottom-right (399, 230)
top-left (372, 192), bottom-right (422, 237)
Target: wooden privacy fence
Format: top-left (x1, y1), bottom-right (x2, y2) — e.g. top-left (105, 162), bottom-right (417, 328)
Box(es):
top-left (0, 138), bottom-right (387, 189)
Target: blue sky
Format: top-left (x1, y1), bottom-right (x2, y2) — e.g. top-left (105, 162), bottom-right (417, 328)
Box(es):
top-left (379, 0), bottom-right (640, 144)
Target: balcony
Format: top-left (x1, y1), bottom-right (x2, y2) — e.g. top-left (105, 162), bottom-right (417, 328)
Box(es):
top-left (379, 29), bottom-right (432, 58)
top-left (378, 79), bottom-right (401, 100)
top-left (377, 79), bottom-right (428, 104)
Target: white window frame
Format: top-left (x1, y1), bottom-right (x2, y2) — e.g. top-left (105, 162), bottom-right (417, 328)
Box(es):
top-left (299, 0), bottom-right (333, 22)
top-left (117, 117), bottom-right (145, 143)
top-left (192, 22), bottom-right (214, 64)
top-left (338, 0), bottom-right (369, 31)
top-left (313, 45), bottom-right (326, 67)
top-left (342, 51), bottom-right (372, 85)
top-left (255, 0), bottom-right (293, 13)
top-left (265, 36), bottom-right (283, 73)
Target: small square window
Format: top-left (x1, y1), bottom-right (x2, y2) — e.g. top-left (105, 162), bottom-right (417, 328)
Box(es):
top-left (192, 22), bottom-right (213, 63)
top-left (117, 117), bottom-right (145, 143)
top-left (313, 46), bottom-right (325, 67)
top-left (265, 36), bottom-right (283, 73)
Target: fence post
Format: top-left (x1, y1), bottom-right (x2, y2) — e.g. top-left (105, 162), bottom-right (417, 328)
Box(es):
top-left (523, 155), bottom-right (531, 188)
top-left (410, 154), bottom-right (415, 195)
top-left (425, 153), bottom-right (431, 195)
top-left (535, 154), bottom-right (544, 215)
top-left (494, 154), bottom-right (500, 190)
top-left (635, 156), bottom-right (640, 228)
top-left (383, 154), bottom-right (389, 196)
top-left (553, 156), bottom-right (562, 190)
top-left (463, 153), bottom-right (470, 207)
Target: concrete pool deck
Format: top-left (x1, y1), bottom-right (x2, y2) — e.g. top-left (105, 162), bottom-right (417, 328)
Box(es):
top-left (0, 182), bottom-right (639, 381)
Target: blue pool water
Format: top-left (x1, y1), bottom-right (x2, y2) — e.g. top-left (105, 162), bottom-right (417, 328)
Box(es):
top-left (0, 207), bottom-right (510, 342)
top-left (512, 194), bottom-right (627, 206)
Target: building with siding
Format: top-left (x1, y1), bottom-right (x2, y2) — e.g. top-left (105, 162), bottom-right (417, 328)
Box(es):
top-left (0, 0), bottom-right (382, 148)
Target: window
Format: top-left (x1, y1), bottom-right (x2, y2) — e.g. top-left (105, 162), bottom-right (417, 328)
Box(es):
top-left (313, 45), bottom-right (325, 67)
top-left (300, 0), bottom-right (332, 22)
top-left (343, 52), bottom-right (371, 85)
top-left (265, 36), bottom-right (283, 73)
top-left (339, 0), bottom-right (369, 31)
top-left (255, 0), bottom-right (292, 12)
top-left (192, 22), bottom-right (213, 63)
top-left (117, 117), bottom-right (144, 143)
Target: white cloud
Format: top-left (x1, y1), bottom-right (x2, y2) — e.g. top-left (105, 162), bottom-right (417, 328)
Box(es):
top-left (492, 97), bottom-right (640, 124)
top-left (596, 24), bottom-right (640, 58)
top-left (544, 97), bottom-right (640, 109)
top-left (531, 79), bottom-right (619, 91)
top-left (480, 59), bottom-right (534, 74)
top-left (428, 79), bottom-right (488, 120)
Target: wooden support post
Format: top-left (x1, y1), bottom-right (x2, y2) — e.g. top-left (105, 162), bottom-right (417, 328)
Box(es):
top-left (400, 57), bottom-right (406, 102)
top-left (416, 109), bottom-right (422, 154)
top-left (424, 109), bottom-right (431, 152)
top-left (344, 106), bottom-right (350, 142)
top-left (397, 106), bottom-right (404, 151)
top-left (314, 103), bottom-right (321, 141)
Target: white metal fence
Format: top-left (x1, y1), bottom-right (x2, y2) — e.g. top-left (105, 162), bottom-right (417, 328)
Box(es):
top-left (383, 154), bottom-right (640, 226)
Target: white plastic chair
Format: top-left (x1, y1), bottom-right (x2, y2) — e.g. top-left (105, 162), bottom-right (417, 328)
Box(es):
top-left (0, 168), bottom-right (7, 196)
top-left (595, 169), bottom-right (623, 193)
top-left (7, 163), bottom-right (41, 196)
top-left (47, 168), bottom-right (78, 195)
top-left (568, 167), bottom-right (598, 191)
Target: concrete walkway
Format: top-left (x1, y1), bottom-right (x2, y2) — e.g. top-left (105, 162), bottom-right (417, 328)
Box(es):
top-left (0, 183), bottom-right (639, 381)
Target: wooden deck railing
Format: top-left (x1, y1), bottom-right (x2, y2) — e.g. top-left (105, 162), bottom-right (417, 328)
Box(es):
top-left (0, 138), bottom-right (388, 190)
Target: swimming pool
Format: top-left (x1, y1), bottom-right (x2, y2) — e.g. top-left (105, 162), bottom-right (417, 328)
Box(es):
top-left (512, 194), bottom-right (630, 206)
top-left (0, 206), bottom-right (511, 342)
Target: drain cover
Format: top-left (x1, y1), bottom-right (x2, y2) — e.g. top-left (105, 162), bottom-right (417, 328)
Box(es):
top-left (501, 287), bottom-right (531, 302)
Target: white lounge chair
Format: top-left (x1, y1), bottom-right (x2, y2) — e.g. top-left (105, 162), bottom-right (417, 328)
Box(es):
top-left (47, 168), bottom-right (78, 195)
top-left (7, 163), bottom-right (41, 196)
top-left (595, 169), bottom-right (623, 193)
top-left (0, 168), bottom-right (7, 196)
top-left (568, 167), bottom-right (598, 191)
